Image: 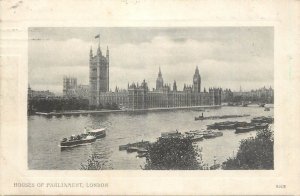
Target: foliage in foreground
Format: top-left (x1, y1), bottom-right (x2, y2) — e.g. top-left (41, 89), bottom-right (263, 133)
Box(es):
top-left (80, 154), bottom-right (109, 170)
top-left (144, 137), bottom-right (202, 170)
top-left (222, 128), bottom-right (274, 170)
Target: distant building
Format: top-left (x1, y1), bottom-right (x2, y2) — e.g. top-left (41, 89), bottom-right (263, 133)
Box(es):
top-left (224, 86), bottom-right (274, 103)
top-left (28, 85), bottom-right (55, 99)
top-left (63, 76), bottom-right (77, 97)
top-left (63, 76), bottom-right (89, 99)
top-left (221, 88), bottom-right (233, 102)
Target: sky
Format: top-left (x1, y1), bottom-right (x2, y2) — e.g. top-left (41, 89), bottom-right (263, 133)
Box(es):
top-left (28, 27), bottom-right (274, 95)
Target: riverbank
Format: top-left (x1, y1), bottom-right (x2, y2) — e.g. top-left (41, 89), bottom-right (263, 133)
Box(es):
top-left (34, 105), bottom-right (221, 116)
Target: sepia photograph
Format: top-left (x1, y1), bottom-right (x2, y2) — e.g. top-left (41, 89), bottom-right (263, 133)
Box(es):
top-left (28, 27), bottom-right (274, 170)
top-left (1, 0), bottom-right (300, 195)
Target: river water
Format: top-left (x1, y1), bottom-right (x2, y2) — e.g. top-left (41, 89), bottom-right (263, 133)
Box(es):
top-left (28, 106), bottom-right (274, 170)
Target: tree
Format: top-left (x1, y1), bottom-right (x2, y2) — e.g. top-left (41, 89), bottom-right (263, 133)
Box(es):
top-left (144, 137), bottom-right (202, 170)
top-left (80, 154), bottom-right (109, 170)
top-left (222, 128), bottom-right (274, 170)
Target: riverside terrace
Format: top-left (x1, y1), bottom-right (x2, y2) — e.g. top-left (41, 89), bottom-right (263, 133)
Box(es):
top-left (35, 105), bottom-right (222, 116)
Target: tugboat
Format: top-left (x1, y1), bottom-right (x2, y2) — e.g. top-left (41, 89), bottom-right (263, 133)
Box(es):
top-left (195, 113), bottom-right (204, 120)
top-left (60, 133), bottom-right (96, 148)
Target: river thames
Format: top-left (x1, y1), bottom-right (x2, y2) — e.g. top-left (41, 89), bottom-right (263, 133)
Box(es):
top-left (28, 105), bottom-right (273, 170)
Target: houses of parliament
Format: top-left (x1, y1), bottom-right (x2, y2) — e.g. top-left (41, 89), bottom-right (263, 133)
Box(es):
top-left (86, 38), bottom-right (221, 110)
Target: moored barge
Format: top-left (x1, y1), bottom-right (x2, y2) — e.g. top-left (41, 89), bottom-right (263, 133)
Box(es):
top-left (235, 125), bottom-right (256, 133)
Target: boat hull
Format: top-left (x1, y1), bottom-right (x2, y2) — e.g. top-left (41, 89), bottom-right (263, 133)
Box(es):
top-left (127, 147), bottom-right (139, 153)
top-left (235, 126), bottom-right (256, 134)
top-left (60, 137), bottom-right (96, 148)
top-left (93, 132), bottom-right (106, 139)
top-left (254, 123), bottom-right (269, 129)
top-left (88, 129), bottom-right (106, 139)
top-left (119, 141), bottom-right (150, 151)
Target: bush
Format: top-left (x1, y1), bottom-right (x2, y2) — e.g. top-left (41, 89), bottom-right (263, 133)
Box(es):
top-left (222, 128), bottom-right (274, 170)
top-left (80, 154), bottom-right (108, 170)
top-left (144, 137), bottom-right (202, 170)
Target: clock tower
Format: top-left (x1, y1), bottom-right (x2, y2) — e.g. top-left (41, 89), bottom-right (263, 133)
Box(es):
top-left (193, 66), bottom-right (201, 93)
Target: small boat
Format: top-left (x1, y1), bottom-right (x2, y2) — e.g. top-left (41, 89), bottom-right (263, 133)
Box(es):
top-left (251, 116), bottom-right (274, 124)
top-left (185, 132), bottom-right (204, 142)
top-left (137, 148), bottom-right (148, 153)
top-left (207, 121), bottom-right (237, 130)
top-left (87, 128), bottom-right (106, 139)
top-left (60, 134), bottom-right (96, 148)
top-left (235, 126), bottom-right (256, 133)
top-left (119, 144), bottom-right (129, 151)
top-left (185, 129), bottom-right (204, 135)
top-left (217, 123), bottom-right (236, 130)
top-left (242, 103), bottom-right (248, 107)
top-left (234, 121), bottom-right (249, 128)
top-left (195, 113), bottom-right (205, 121)
top-left (127, 146), bottom-right (140, 153)
top-left (203, 132), bottom-right (217, 139)
top-left (259, 103), bottom-right (266, 107)
top-left (213, 131), bottom-right (223, 137)
top-left (254, 123), bottom-right (269, 129)
top-left (195, 116), bottom-right (204, 121)
top-left (264, 107), bottom-right (270, 111)
top-left (119, 141), bottom-right (150, 151)
top-left (202, 130), bottom-right (223, 139)
top-left (191, 135), bottom-right (204, 142)
top-left (160, 130), bottom-right (183, 139)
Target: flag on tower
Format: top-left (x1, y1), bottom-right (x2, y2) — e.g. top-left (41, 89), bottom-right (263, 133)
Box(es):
top-left (95, 34), bottom-right (100, 39)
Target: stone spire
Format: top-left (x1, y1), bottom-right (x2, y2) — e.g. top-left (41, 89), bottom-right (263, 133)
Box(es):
top-left (158, 66), bottom-right (162, 77)
top-left (90, 46), bottom-right (93, 59)
top-left (97, 42), bottom-right (102, 56)
top-left (106, 46), bottom-right (109, 58)
top-left (173, 80), bottom-right (177, 92)
top-left (156, 67), bottom-right (164, 90)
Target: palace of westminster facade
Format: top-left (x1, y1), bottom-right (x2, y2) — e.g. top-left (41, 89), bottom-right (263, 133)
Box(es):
top-left (63, 37), bottom-right (222, 110)
top-left (86, 38), bottom-right (221, 110)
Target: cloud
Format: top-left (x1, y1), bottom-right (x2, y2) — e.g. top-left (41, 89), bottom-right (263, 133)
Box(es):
top-left (29, 30), bottom-right (273, 94)
top-left (29, 38), bottom-right (90, 68)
